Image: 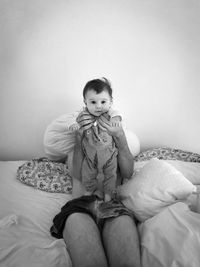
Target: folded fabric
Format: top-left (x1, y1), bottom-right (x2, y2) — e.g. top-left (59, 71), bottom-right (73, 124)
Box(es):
top-left (118, 158), bottom-right (196, 221)
top-left (0, 215), bottom-right (18, 229)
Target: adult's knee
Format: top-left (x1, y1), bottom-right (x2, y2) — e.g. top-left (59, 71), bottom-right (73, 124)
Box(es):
top-left (102, 216), bottom-right (141, 267)
top-left (63, 212), bottom-right (99, 242)
top-left (63, 213), bottom-right (108, 267)
top-left (64, 213), bottom-right (88, 234)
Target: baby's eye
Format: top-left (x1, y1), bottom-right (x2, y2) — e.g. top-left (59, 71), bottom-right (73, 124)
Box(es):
top-left (101, 101), bottom-right (106, 104)
top-left (91, 101), bottom-right (96, 104)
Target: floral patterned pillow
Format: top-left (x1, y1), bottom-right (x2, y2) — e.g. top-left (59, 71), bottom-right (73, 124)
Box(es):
top-left (16, 158), bottom-right (72, 194)
top-left (134, 147), bottom-right (200, 162)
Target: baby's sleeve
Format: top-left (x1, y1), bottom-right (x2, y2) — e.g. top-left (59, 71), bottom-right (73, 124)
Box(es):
top-left (43, 112), bottom-right (79, 161)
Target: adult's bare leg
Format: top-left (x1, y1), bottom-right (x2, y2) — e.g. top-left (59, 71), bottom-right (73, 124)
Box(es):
top-left (63, 213), bottom-right (108, 267)
top-left (102, 215), bottom-right (141, 267)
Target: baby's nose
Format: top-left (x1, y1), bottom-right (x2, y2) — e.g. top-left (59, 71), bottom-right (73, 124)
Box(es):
top-left (96, 103), bottom-right (102, 109)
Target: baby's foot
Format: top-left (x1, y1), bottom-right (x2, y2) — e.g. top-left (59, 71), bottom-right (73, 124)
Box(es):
top-left (104, 193), bottom-right (111, 202)
top-left (84, 191), bottom-right (93, 196)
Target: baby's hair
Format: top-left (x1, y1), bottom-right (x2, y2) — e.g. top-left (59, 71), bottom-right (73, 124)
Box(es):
top-left (83, 77), bottom-right (113, 99)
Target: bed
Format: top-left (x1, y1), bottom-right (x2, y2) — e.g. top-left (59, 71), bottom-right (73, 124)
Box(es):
top-left (0, 160), bottom-right (73, 267)
top-left (1, 147), bottom-right (200, 267)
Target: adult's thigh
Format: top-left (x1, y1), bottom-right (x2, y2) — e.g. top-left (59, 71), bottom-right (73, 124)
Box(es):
top-left (63, 213), bottom-right (108, 267)
top-left (102, 215), bottom-right (141, 267)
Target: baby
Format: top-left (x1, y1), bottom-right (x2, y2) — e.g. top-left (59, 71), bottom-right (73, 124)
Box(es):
top-left (70, 78), bottom-right (121, 202)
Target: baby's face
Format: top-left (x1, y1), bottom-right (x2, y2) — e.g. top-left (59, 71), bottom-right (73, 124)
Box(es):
top-left (84, 89), bottom-right (112, 117)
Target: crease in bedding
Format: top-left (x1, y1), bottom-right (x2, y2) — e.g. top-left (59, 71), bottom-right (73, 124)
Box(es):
top-left (0, 214), bottom-right (72, 267)
top-left (0, 214), bottom-right (18, 228)
top-left (140, 202), bottom-right (200, 267)
top-left (0, 161), bottom-right (73, 267)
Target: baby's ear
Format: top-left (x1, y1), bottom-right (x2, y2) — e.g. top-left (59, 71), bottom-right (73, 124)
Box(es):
top-left (110, 98), bottom-right (113, 107)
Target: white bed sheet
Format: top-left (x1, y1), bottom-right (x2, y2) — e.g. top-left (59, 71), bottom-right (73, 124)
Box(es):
top-left (1, 160), bottom-right (200, 267)
top-left (134, 160), bottom-right (200, 267)
top-left (0, 161), bottom-right (73, 267)
top-left (139, 202), bottom-right (200, 267)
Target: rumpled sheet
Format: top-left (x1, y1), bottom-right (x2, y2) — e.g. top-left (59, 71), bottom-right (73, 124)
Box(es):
top-left (0, 214), bottom-right (72, 267)
top-left (0, 161), bottom-right (73, 267)
top-left (1, 161), bottom-right (200, 267)
top-left (139, 202), bottom-right (200, 267)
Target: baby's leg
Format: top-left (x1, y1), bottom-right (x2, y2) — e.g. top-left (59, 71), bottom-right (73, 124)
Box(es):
top-left (103, 150), bottom-right (118, 202)
top-left (81, 156), bottom-right (98, 195)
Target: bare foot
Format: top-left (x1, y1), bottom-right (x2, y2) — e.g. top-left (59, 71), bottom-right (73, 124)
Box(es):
top-left (104, 193), bottom-right (111, 202)
top-left (84, 191), bottom-right (92, 196)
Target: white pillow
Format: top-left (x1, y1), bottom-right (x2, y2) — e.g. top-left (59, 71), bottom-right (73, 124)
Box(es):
top-left (118, 158), bottom-right (196, 222)
top-left (123, 129), bottom-right (140, 157)
top-left (134, 160), bottom-right (200, 185)
top-left (166, 160), bottom-right (200, 185)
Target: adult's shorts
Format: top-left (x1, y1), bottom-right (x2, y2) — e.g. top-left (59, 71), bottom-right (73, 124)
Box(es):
top-left (50, 195), bottom-right (135, 239)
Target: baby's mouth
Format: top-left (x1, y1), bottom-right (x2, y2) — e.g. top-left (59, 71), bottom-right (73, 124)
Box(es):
top-left (94, 111), bottom-right (102, 115)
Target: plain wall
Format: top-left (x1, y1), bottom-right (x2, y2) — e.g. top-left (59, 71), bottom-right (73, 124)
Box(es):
top-left (0, 0), bottom-right (200, 160)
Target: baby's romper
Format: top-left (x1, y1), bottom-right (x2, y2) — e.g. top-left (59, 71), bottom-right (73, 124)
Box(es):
top-left (81, 112), bottom-right (119, 197)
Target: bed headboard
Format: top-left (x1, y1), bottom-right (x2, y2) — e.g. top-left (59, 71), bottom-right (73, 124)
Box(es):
top-left (0, 0), bottom-right (200, 160)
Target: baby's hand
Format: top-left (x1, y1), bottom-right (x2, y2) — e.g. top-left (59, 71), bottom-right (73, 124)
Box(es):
top-left (110, 116), bottom-right (122, 128)
top-left (98, 114), bottom-right (123, 137)
top-left (110, 120), bottom-right (121, 128)
top-left (68, 123), bottom-right (79, 132)
top-left (76, 110), bottom-right (95, 131)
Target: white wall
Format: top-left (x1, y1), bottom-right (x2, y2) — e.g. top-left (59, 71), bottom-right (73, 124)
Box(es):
top-left (0, 0), bottom-right (200, 160)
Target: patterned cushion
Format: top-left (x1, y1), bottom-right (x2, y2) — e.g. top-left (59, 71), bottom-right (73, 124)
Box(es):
top-left (134, 147), bottom-right (200, 162)
top-left (16, 158), bottom-right (72, 194)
